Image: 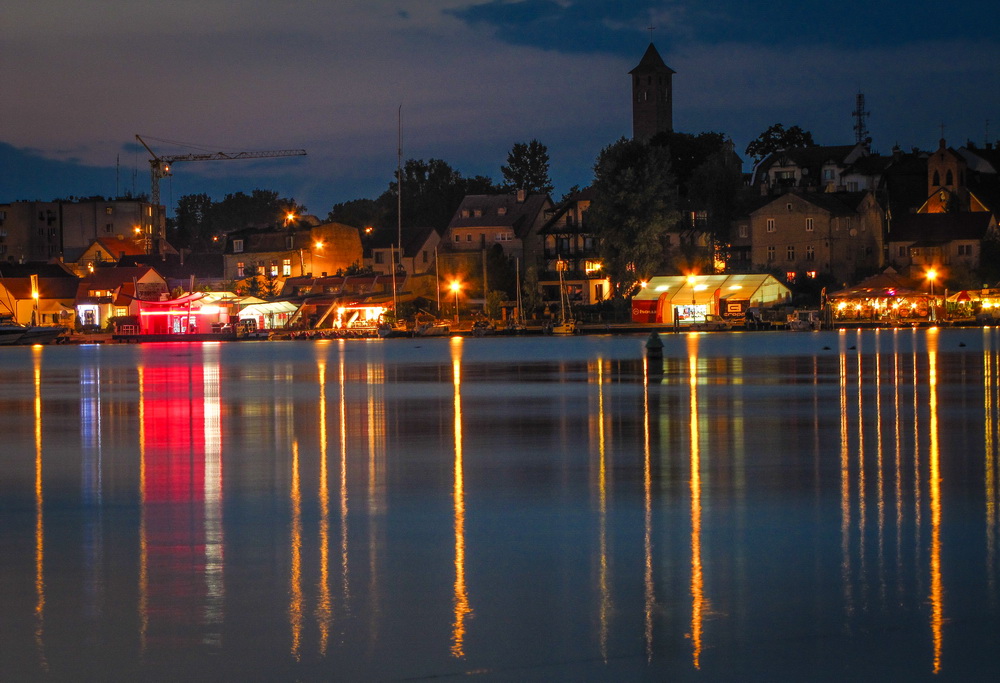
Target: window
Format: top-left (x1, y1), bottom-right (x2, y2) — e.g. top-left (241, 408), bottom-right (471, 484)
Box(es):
top-left (422, 250), bottom-right (429, 264)
top-left (105, 223), bottom-right (113, 233)
top-left (767, 246), bottom-right (775, 261)
top-left (933, 170), bottom-right (941, 186)
top-left (787, 245), bottom-right (795, 261)
top-left (454, 234), bottom-right (460, 242)
top-left (786, 272), bottom-right (796, 283)
top-left (105, 207), bottom-right (113, 215)
top-left (946, 170), bottom-right (954, 186)
top-left (805, 218), bottom-right (814, 232)
top-left (806, 271), bottom-right (817, 279)
top-left (738, 225), bottom-right (748, 238)
top-left (461, 209), bottom-right (470, 218)
top-left (806, 246), bottom-right (815, 261)
top-left (847, 182), bottom-right (859, 192)
top-left (237, 262), bottom-right (245, 277)
top-left (233, 239), bottom-right (244, 253)
top-left (282, 258), bottom-right (291, 276)
top-left (766, 218), bottom-right (775, 233)
top-left (473, 209), bottom-right (482, 218)
top-left (286, 236), bottom-right (294, 249)
top-left (958, 244), bottom-right (973, 256)
top-left (843, 217), bottom-right (852, 231)
top-left (374, 252), bottom-right (385, 265)
top-left (270, 263), bottom-right (278, 277)
top-left (898, 246), bottom-right (907, 257)
top-left (823, 168), bottom-right (835, 181)
top-left (466, 234), bottom-right (472, 242)
top-left (786, 203), bottom-right (793, 212)
top-left (497, 207), bottom-right (507, 216)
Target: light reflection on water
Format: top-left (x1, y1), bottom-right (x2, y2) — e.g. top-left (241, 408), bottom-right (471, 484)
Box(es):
top-left (1, 330), bottom-right (999, 680)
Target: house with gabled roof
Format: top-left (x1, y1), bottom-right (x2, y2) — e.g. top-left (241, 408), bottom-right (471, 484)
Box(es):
top-left (367, 225), bottom-right (440, 277)
top-left (74, 265), bottom-right (167, 329)
top-left (73, 236), bottom-right (151, 274)
top-left (752, 143), bottom-right (871, 194)
top-left (445, 190), bottom-right (552, 267)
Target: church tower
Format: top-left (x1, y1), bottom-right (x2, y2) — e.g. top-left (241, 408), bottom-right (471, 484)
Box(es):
top-left (630, 43), bottom-right (675, 141)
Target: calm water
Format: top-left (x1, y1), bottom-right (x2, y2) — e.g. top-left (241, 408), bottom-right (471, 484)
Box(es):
top-left (2, 329), bottom-right (1000, 681)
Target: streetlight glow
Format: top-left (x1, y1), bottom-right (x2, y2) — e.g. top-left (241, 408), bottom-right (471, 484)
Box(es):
top-left (450, 281), bottom-right (461, 324)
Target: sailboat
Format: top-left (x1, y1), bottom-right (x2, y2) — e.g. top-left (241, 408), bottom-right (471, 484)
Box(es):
top-left (549, 267), bottom-right (577, 335)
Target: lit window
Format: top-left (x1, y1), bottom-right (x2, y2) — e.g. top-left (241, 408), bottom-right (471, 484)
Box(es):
top-left (282, 258), bottom-right (291, 276)
top-left (806, 271), bottom-right (817, 279)
top-left (105, 207), bottom-right (113, 215)
top-left (473, 209), bottom-right (482, 218)
top-left (786, 272), bottom-right (796, 283)
top-left (270, 263), bottom-right (278, 277)
top-left (233, 239), bottom-right (244, 253)
top-left (738, 225), bottom-right (748, 238)
top-left (497, 207), bottom-right (507, 216)
top-left (236, 262), bottom-right (245, 277)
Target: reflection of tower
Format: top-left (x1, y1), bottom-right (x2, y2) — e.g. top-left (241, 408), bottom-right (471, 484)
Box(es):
top-left (630, 43), bottom-right (675, 141)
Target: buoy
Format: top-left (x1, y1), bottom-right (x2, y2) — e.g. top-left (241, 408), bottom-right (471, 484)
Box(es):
top-left (646, 332), bottom-right (664, 371)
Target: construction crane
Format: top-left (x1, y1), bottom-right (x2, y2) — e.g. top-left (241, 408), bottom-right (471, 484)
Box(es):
top-left (135, 135), bottom-right (307, 206)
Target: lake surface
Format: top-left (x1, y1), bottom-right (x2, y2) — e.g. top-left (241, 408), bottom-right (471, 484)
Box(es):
top-left (2, 329), bottom-right (999, 681)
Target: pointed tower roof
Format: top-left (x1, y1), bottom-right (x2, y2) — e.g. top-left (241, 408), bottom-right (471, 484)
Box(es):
top-left (629, 43), bottom-right (675, 75)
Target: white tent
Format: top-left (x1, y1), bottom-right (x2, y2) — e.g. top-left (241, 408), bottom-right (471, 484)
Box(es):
top-left (631, 274), bottom-right (791, 324)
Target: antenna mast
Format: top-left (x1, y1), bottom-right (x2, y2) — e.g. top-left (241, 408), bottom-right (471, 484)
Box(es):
top-left (853, 92), bottom-right (870, 146)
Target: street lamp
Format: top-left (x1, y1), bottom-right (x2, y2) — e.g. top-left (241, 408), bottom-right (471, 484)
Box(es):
top-left (927, 268), bottom-right (938, 321)
top-left (450, 281), bottom-right (461, 324)
top-left (687, 274), bottom-right (697, 322)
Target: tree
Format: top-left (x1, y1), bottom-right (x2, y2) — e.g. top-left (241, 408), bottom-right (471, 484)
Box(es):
top-left (501, 139), bottom-right (553, 195)
top-left (521, 266), bottom-right (544, 318)
top-left (650, 131), bottom-right (726, 195)
top-left (486, 244), bottom-right (517, 297)
top-left (172, 192), bottom-right (214, 249)
top-left (327, 198), bottom-right (387, 231)
top-left (745, 123), bottom-right (816, 163)
top-left (587, 138), bottom-right (680, 299)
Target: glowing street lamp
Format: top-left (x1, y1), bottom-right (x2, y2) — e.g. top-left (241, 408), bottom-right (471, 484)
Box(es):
top-left (687, 274), bottom-right (697, 322)
top-left (284, 211), bottom-right (297, 227)
top-left (450, 281), bottom-right (462, 323)
top-left (927, 268), bottom-right (939, 320)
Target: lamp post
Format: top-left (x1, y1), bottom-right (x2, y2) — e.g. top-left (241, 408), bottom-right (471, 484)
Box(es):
top-left (450, 281), bottom-right (461, 324)
top-left (687, 274), bottom-right (697, 323)
top-left (927, 268), bottom-right (938, 320)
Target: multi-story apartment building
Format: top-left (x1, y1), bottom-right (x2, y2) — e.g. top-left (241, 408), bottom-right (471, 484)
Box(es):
top-left (749, 191), bottom-right (884, 284)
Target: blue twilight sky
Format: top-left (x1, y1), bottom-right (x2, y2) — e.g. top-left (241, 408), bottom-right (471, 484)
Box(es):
top-left (2, 0), bottom-right (998, 217)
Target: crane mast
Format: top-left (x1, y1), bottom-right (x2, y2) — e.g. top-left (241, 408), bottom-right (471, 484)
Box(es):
top-left (135, 135), bottom-right (307, 206)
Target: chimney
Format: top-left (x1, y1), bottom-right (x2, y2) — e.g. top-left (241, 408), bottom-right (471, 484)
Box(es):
top-left (517, 188), bottom-right (526, 203)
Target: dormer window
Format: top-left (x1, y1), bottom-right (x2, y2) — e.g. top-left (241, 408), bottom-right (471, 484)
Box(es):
top-left (461, 209), bottom-right (470, 218)
top-left (497, 207), bottom-right (507, 216)
top-left (474, 209), bottom-right (483, 217)
top-left (233, 239), bottom-right (244, 253)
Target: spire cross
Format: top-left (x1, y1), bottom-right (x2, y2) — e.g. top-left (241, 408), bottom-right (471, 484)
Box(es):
top-left (647, 26), bottom-right (655, 42)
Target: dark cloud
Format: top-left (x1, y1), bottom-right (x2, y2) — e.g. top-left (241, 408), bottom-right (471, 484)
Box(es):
top-left (445, 1), bottom-right (653, 55)
top-left (446, 1), bottom-right (998, 53)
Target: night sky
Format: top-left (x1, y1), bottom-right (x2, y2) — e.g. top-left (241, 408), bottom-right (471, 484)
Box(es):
top-left (3, 1), bottom-right (998, 217)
